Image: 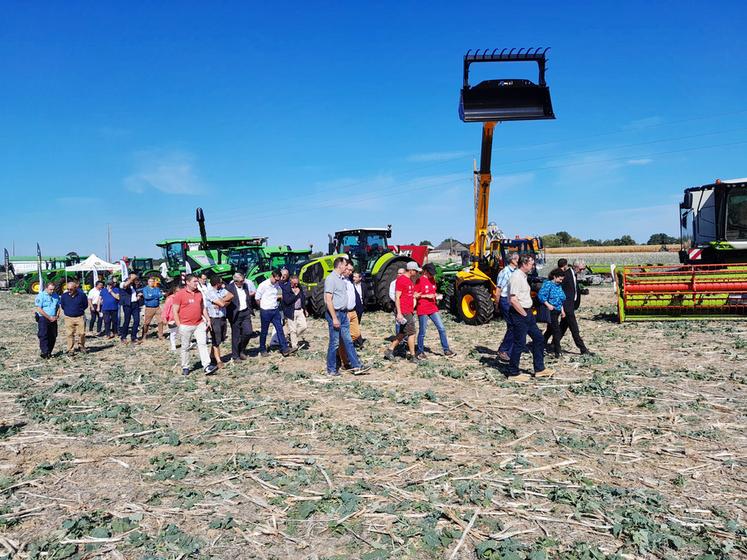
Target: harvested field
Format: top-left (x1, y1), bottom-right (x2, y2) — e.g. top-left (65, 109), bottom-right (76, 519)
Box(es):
top-left (1, 289), bottom-right (746, 559)
top-left (546, 252), bottom-right (680, 268)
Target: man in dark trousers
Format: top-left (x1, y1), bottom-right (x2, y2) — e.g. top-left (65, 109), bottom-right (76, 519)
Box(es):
top-left (225, 272), bottom-right (256, 361)
top-left (351, 271), bottom-right (366, 348)
top-left (557, 258), bottom-right (593, 355)
top-left (119, 273), bottom-right (143, 345)
top-left (35, 282), bottom-right (61, 358)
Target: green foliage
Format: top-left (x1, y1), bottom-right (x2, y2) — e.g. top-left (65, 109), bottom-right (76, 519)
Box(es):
top-left (647, 233), bottom-right (678, 245)
top-left (148, 453), bottom-right (191, 481)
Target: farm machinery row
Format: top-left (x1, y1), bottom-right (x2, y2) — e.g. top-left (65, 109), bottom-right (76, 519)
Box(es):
top-left (614, 178), bottom-right (747, 321)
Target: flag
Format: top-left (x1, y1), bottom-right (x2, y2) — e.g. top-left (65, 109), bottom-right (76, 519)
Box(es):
top-left (92, 268), bottom-right (99, 284)
top-left (119, 259), bottom-right (129, 280)
top-left (184, 260), bottom-right (192, 274)
top-left (3, 248), bottom-right (9, 286)
top-left (36, 243), bottom-right (43, 292)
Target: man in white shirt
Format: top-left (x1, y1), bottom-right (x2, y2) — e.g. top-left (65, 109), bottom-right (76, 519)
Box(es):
top-left (496, 252), bottom-right (519, 362)
top-left (225, 272), bottom-right (256, 361)
top-left (87, 280), bottom-right (104, 335)
top-left (507, 255), bottom-right (554, 382)
top-left (338, 262), bottom-right (361, 368)
top-left (255, 270), bottom-right (294, 357)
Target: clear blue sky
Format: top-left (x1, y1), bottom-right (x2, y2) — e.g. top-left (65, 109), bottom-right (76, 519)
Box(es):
top-left (1, 1), bottom-right (746, 258)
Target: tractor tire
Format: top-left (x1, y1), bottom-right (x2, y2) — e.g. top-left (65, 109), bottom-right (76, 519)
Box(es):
top-left (375, 263), bottom-right (400, 312)
top-left (28, 279), bottom-right (41, 295)
top-left (440, 279), bottom-right (456, 314)
top-left (309, 284), bottom-right (327, 318)
top-left (456, 284), bottom-right (493, 325)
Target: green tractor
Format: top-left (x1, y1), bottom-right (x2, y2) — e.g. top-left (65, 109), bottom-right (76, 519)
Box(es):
top-left (299, 227), bottom-right (413, 317)
top-left (9, 252), bottom-right (84, 294)
top-left (155, 208), bottom-right (267, 286)
top-left (126, 257), bottom-right (156, 278)
top-left (223, 244), bottom-right (311, 286)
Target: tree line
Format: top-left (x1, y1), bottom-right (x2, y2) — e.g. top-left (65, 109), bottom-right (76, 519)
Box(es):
top-left (540, 231), bottom-right (678, 248)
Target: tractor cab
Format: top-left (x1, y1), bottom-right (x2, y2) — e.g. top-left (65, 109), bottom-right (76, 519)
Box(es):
top-left (330, 227), bottom-right (392, 274)
top-left (225, 246), bottom-right (268, 277)
top-left (265, 247), bottom-right (313, 275)
top-left (679, 178), bottom-right (747, 264)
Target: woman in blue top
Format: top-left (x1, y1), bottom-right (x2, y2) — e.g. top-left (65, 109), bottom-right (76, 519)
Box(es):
top-left (538, 268), bottom-right (566, 358)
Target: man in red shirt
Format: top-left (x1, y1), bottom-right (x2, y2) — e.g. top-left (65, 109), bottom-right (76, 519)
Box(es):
top-left (415, 263), bottom-right (456, 359)
top-left (173, 274), bottom-right (217, 376)
top-left (384, 261), bottom-right (420, 362)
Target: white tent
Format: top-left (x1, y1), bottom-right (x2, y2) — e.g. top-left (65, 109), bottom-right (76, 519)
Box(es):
top-left (65, 254), bottom-right (117, 272)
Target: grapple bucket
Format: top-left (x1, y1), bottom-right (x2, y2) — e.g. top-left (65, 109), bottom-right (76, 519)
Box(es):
top-left (459, 48), bottom-right (555, 122)
top-left (615, 263), bottom-right (747, 322)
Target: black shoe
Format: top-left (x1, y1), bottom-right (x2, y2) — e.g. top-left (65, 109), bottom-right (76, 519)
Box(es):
top-left (260, 351), bottom-right (269, 358)
top-left (40, 353), bottom-right (49, 359)
top-left (580, 349), bottom-right (595, 356)
top-left (182, 368), bottom-right (190, 376)
top-left (204, 364), bottom-right (218, 375)
top-left (384, 350), bottom-right (395, 361)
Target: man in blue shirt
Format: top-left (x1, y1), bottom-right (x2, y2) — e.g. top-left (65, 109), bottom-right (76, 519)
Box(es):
top-left (141, 277), bottom-right (163, 340)
top-left (60, 280), bottom-right (89, 354)
top-left (119, 273), bottom-right (143, 344)
top-left (205, 276), bottom-right (233, 368)
top-left (495, 252), bottom-right (519, 362)
top-left (34, 282), bottom-right (61, 359)
top-left (100, 280), bottom-right (121, 338)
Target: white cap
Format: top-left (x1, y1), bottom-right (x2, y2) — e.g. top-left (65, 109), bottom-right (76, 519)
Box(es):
top-left (406, 261), bottom-right (422, 272)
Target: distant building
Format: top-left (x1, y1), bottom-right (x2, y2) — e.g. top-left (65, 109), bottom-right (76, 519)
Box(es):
top-left (430, 239), bottom-right (469, 264)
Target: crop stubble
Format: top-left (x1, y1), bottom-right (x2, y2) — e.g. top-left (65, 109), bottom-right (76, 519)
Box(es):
top-left (0, 285), bottom-right (745, 559)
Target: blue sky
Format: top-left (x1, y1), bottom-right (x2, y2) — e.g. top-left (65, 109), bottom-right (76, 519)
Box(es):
top-left (1, 1), bottom-right (746, 258)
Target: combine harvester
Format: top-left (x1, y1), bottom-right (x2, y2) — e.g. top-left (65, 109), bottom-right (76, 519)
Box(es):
top-left (452, 48), bottom-right (553, 324)
top-left (615, 178), bottom-right (747, 321)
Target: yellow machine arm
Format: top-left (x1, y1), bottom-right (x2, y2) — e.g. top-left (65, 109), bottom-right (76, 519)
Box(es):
top-left (470, 122), bottom-right (496, 261)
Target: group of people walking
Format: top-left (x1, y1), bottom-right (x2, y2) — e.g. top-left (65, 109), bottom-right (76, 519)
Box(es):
top-left (33, 269), bottom-right (309, 375)
top-left (33, 254), bottom-right (591, 380)
top-left (496, 254), bottom-right (593, 382)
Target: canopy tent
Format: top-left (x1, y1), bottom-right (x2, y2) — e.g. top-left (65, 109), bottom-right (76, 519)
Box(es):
top-left (65, 254), bottom-right (117, 272)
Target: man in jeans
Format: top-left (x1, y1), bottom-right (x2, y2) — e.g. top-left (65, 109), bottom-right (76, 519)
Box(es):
top-left (507, 255), bottom-right (554, 381)
top-left (87, 280), bottom-right (104, 335)
top-left (100, 279), bottom-right (120, 338)
top-left (119, 273), bottom-right (143, 344)
top-left (325, 257), bottom-right (367, 376)
top-left (35, 282), bottom-right (61, 358)
top-left (141, 277), bottom-right (163, 340)
top-left (225, 272), bottom-right (256, 361)
top-left (173, 274), bottom-right (217, 376)
top-left (60, 280), bottom-right (89, 355)
top-left (385, 261), bottom-right (420, 362)
top-left (496, 252), bottom-right (519, 362)
top-left (255, 270), bottom-right (293, 357)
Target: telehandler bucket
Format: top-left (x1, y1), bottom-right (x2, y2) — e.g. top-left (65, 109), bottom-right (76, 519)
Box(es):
top-left (459, 48), bottom-right (555, 122)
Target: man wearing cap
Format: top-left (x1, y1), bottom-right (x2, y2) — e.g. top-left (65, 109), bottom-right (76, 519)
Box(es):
top-left (384, 261), bottom-right (420, 362)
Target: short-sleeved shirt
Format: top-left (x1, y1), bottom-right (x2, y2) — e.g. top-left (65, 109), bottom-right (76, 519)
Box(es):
top-left (509, 269), bottom-right (532, 308)
top-left (324, 272), bottom-right (349, 311)
top-left (87, 287), bottom-right (102, 307)
top-left (173, 289), bottom-right (205, 326)
top-left (100, 287), bottom-right (120, 311)
top-left (35, 291), bottom-right (60, 318)
top-left (395, 275), bottom-right (415, 315)
top-left (205, 287), bottom-right (228, 319)
top-left (496, 265), bottom-right (516, 299)
top-left (142, 286), bottom-right (162, 308)
top-left (415, 276), bottom-right (439, 316)
top-left (60, 290), bottom-right (89, 317)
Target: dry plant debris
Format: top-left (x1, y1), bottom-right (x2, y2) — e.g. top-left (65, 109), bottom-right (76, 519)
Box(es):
top-left (0, 286), bottom-right (745, 559)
